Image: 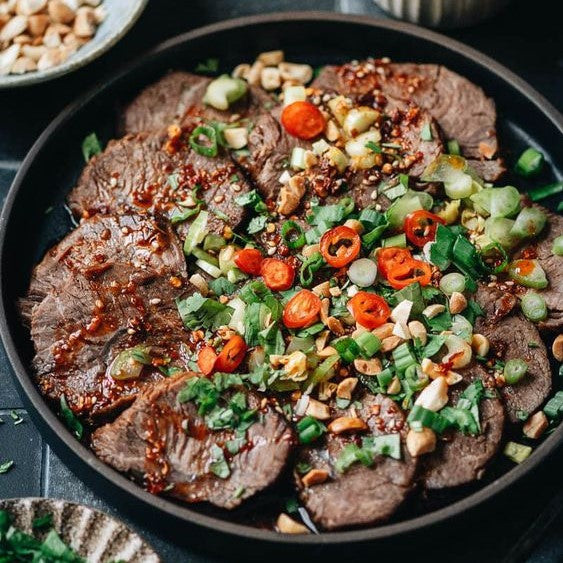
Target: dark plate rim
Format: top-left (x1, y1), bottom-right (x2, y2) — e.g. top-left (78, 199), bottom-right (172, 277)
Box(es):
top-left (0, 11), bottom-right (561, 546)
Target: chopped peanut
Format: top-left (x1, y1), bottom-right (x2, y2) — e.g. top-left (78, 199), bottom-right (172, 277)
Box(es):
top-left (276, 513), bottom-right (310, 534)
top-left (336, 377), bottom-right (358, 400)
top-left (305, 398), bottom-right (331, 421)
top-left (301, 468), bottom-right (329, 487)
top-left (523, 411), bottom-right (549, 439)
top-left (328, 417), bottom-right (367, 434)
top-left (406, 428), bottom-right (436, 457)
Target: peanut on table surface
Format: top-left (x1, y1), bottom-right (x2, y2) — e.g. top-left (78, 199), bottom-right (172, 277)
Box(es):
top-left (0, 0), bottom-right (106, 76)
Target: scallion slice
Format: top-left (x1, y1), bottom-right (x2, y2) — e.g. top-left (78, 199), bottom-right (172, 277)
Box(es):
top-left (334, 337), bottom-right (362, 364)
top-left (183, 210), bottom-right (209, 255)
top-left (544, 391), bottom-right (563, 420)
top-left (504, 441), bottom-right (532, 464)
top-left (508, 259), bottom-right (548, 289)
top-left (503, 359), bottom-right (528, 385)
top-left (510, 207), bottom-right (547, 240)
top-left (420, 122), bottom-right (433, 141)
top-left (382, 233), bottom-right (406, 248)
top-left (553, 235), bottom-right (563, 256)
top-left (281, 221), bottom-right (306, 250)
top-left (447, 139), bottom-right (461, 156)
top-left (514, 147), bottom-right (544, 177)
top-left (299, 251), bottom-right (325, 287)
top-left (520, 291), bottom-right (547, 323)
top-left (355, 331), bottom-right (381, 358)
top-left (392, 343), bottom-right (416, 374)
top-left (189, 125), bottom-right (218, 157)
top-left (528, 181), bottom-right (563, 202)
top-left (297, 416), bottom-right (327, 444)
top-left (439, 272), bottom-right (466, 295)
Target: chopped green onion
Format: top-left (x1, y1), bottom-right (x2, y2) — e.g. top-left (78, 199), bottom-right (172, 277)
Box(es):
top-left (109, 346), bottom-right (151, 380)
top-left (297, 416), bottom-right (327, 444)
top-left (81, 132), bottom-right (102, 161)
top-left (515, 147), bottom-right (544, 178)
top-left (520, 292), bottom-right (547, 323)
top-left (365, 140), bottom-right (382, 153)
top-left (299, 251), bottom-right (325, 287)
top-left (452, 235), bottom-right (480, 278)
top-left (420, 122), bottom-right (433, 141)
top-left (281, 221), bottom-right (306, 249)
top-left (392, 343), bottom-right (417, 374)
top-left (189, 125), bottom-right (218, 157)
top-left (60, 395), bottom-right (83, 440)
top-left (429, 224), bottom-right (456, 270)
top-left (335, 443), bottom-right (372, 473)
top-left (362, 433), bottom-right (401, 460)
top-left (192, 247), bottom-right (219, 267)
top-left (203, 233), bottom-right (226, 252)
top-left (376, 368), bottom-right (394, 389)
top-left (503, 359), bottom-right (528, 385)
top-left (382, 233), bottom-right (406, 248)
top-left (183, 210), bottom-right (209, 255)
top-left (508, 259), bottom-right (548, 289)
top-left (447, 139), bottom-right (461, 155)
top-left (385, 190), bottom-right (433, 230)
top-left (553, 235), bottom-right (563, 256)
top-left (510, 206), bottom-right (547, 240)
top-left (203, 74), bottom-right (247, 110)
top-left (290, 147), bottom-right (306, 170)
top-left (484, 217), bottom-right (520, 250)
top-left (439, 272), bottom-right (466, 295)
top-left (528, 181), bottom-right (563, 202)
top-left (504, 441), bottom-right (532, 464)
top-left (347, 258), bottom-right (378, 287)
top-left (544, 391), bottom-right (563, 419)
top-left (407, 405), bottom-right (450, 433)
top-left (444, 173), bottom-right (473, 200)
top-left (489, 186), bottom-right (521, 218)
top-left (478, 242), bottom-right (509, 275)
top-left (355, 331), bottom-right (381, 358)
top-left (334, 337), bottom-right (361, 364)
top-left (310, 355), bottom-right (340, 387)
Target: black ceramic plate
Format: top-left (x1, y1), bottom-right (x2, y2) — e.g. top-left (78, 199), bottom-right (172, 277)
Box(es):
top-left (0, 12), bottom-right (562, 556)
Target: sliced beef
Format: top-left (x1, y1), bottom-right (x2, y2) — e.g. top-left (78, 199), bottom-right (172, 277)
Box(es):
top-left (27, 214), bottom-right (190, 419)
top-left (312, 61), bottom-right (505, 181)
top-left (123, 71), bottom-right (274, 135)
top-left (297, 394), bottom-right (416, 530)
top-left (122, 72), bottom-right (211, 134)
top-left (421, 363), bottom-right (505, 489)
top-left (68, 129), bottom-right (252, 239)
top-left (516, 207), bottom-right (563, 332)
top-left (92, 374), bottom-right (294, 509)
top-left (476, 285), bottom-right (552, 422)
top-left (475, 283), bottom-right (517, 322)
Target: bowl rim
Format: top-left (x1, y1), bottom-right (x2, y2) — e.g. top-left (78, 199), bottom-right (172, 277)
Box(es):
top-left (0, 10), bottom-right (561, 546)
top-left (0, 0), bottom-right (149, 89)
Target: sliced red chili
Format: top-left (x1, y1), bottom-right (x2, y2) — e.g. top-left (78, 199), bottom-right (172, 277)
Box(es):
top-left (260, 258), bottom-right (295, 291)
top-left (282, 289), bottom-right (322, 329)
top-left (214, 335), bottom-right (247, 373)
top-left (404, 210), bottom-right (445, 247)
top-left (234, 248), bottom-right (264, 276)
top-left (376, 247), bottom-right (413, 278)
top-left (280, 101), bottom-right (325, 140)
top-left (320, 226), bottom-right (361, 269)
top-left (386, 259), bottom-right (432, 290)
top-left (347, 291), bottom-right (391, 329)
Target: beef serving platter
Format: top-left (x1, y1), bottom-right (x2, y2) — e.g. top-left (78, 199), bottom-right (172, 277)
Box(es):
top-left (0, 12), bottom-right (562, 555)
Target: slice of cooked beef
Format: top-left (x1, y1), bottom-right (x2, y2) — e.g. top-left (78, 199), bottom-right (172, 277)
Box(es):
top-left (27, 214), bottom-right (190, 419)
top-left (312, 61), bottom-right (505, 181)
top-left (476, 286), bottom-right (552, 422)
top-left (475, 283), bottom-right (517, 323)
top-left (68, 129), bottom-right (252, 239)
top-left (91, 374), bottom-right (294, 509)
top-left (21, 213), bottom-right (185, 322)
top-left (297, 394), bottom-right (416, 530)
top-left (421, 363), bottom-right (505, 489)
top-left (515, 206), bottom-right (563, 332)
top-left (122, 72), bottom-right (211, 134)
top-left (123, 71), bottom-right (274, 135)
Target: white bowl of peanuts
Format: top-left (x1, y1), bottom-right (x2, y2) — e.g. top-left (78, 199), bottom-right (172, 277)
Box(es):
top-left (0, 0), bottom-right (147, 87)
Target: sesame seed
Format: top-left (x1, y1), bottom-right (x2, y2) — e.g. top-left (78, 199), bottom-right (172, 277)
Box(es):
top-left (110, 177), bottom-right (117, 187)
top-left (231, 183), bottom-right (242, 192)
top-left (267, 247), bottom-right (276, 256)
top-left (150, 298), bottom-right (162, 305)
top-left (127, 328), bottom-right (135, 335)
top-left (370, 190), bottom-right (379, 200)
top-left (214, 194), bottom-right (224, 203)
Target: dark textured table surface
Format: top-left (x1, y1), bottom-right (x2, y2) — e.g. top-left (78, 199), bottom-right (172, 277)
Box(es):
top-left (0, 1), bottom-right (561, 562)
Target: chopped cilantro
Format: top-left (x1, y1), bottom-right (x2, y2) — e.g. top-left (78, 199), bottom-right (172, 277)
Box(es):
top-left (235, 189), bottom-right (268, 214)
top-left (209, 277), bottom-right (236, 296)
top-left (81, 132), bottom-right (102, 162)
top-left (209, 445), bottom-right (230, 479)
top-left (195, 57), bottom-right (219, 73)
top-left (0, 460), bottom-right (14, 474)
top-left (59, 396), bottom-right (83, 440)
top-left (247, 215), bottom-right (268, 234)
top-left (176, 293), bottom-right (232, 330)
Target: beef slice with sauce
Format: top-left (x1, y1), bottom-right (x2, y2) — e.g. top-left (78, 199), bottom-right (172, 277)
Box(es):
top-left (297, 394), bottom-right (417, 530)
top-left (122, 71), bottom-right (274, 135)
top-left (421, 363), bottom-right (505, 490)
top-left (515, 206), bottom-right (563, 332)
top-left (68, 129), bottom-right (252, 239)
top-left (312, 61), bottom-right (505, 181)
top-left (91, 373), bottom-right (294, 509)
top-left (27, 214), bottom-right (191, 419)
top-left (476, 285), bottom-right (552, 422)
